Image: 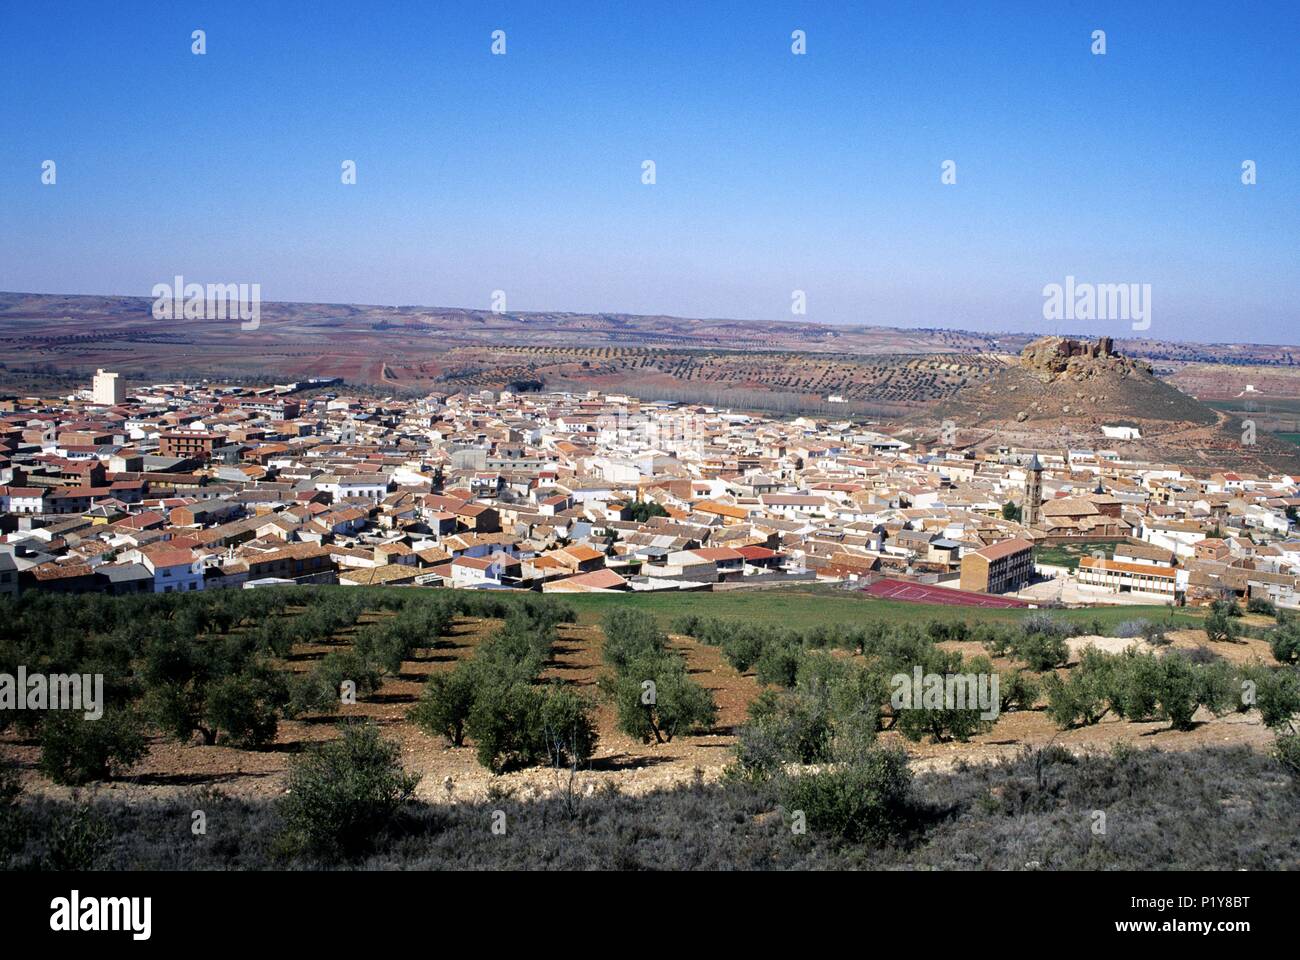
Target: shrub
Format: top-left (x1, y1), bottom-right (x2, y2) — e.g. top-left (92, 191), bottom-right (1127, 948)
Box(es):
top-left (720, 630), bottom-right (767, 673)
top-left (0, 760), bottom-right (18, 811)
top-left (754, 641), bottom-right (801, 688)
top-left (1274, 734), bottom-right (1300, 777)
top-left (465, 678), bottom-right (546, 773)
top-left (1205, 602), bottom-right (1243, 643)
top-left (1213, 598), bottom-right (1244, 618)
top-left (1043, 647), bottom-right (1116, 728)
top-left (279, 723), bottom-right (418, 858)
top-left (1251, 667), bottom-right (1300, 730)
top-left (1269, 620), bottom-right (1300, 665)
top-left (978, 626), bottom-right (1016, 658)
top-left (1142, 620), bottom-right (1173, 646)
top-left (889, 650), bottom-right (997, 743)
top-left (1182, 644), bottom-right (1222, 665)
top-left (1012, 631), bottom-right (1070, 671)
top-left (42, 804), bottom-right (112, 870)
top-left (1247, 596), bottom-right (1276, 616)
top-left (37, 707), bottom-right (147, 786)
top-left (0, 759), bottom-right (22, 862)
top-left (780, 747), bottom-right (913, 845)
top-left (539, 684), bottom-right (599, 768)
top-left (925, 620), bottom-right (970, 644)
top-left (202, 669), bottom-right (287, 748)
top-left (600, 609), bottom-right (667, 672)
top-left (1021, 613), bottom-right (1072, 637)
top-left (602, 654), bottom-right (716, 744)
top-left (998, 669), bottom-right (1040, 712)
top-left (736, 688), bottom-right (833, 775)
top-left (1113, 618), bottom-right (1171, 645)
top-left (670, 614), bottom-right (703, 637)
top-left (408, 664), bottom-right (478, 747)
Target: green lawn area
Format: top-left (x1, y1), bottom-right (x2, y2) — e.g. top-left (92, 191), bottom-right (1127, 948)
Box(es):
top-left (557, 585), bottom-right (1200, 631)
top-left (285, 583), bottom-right (1200, 633)
top-left (1033, 540), bottom-right (1119, 571)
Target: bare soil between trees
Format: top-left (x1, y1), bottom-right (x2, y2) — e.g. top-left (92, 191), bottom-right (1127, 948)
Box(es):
top-left (0, 615), bottom-right (1281, 805)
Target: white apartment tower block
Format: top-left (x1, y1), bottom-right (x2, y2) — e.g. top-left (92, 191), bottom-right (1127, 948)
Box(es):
top-left (92, 369), bottom-right (125, 405)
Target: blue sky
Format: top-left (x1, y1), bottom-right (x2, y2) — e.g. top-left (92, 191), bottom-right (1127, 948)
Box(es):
top-left (1, 0), bottom-right (1296, 343)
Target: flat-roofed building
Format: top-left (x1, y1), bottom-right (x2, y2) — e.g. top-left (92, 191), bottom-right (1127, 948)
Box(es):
top-left (1077, 555), bottom-right (1177, 597)
top-left (92, 369), bottom-right (125, 405)
top-left (960, 537), bottom-right (1035, 594)
top-left (160, 430), bottom-right (220, 461)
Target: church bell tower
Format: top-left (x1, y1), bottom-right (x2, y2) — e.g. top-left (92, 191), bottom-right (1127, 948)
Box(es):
top-left (1023, 454), bottom-right (1043, 526)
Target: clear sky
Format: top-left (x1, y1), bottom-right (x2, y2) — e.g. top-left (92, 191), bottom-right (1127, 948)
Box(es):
top-left (1, 0), bottom-right (1296, 343)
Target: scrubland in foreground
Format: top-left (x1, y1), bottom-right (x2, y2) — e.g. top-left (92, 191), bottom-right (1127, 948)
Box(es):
top-left (5, 587), bottom-right (1298, 873)
top-left (3, 743), bottom-right (1298, 871)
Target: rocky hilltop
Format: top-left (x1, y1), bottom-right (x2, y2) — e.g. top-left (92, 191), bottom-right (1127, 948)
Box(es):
top-left (936, 335), bottom-right (1207, 425)
top-left (1019, 336), bottom-right (1152, 382)
top-left (918, 337), bottom-right (1300, 474)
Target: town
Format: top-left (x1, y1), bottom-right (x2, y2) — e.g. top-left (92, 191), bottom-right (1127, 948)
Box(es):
top-left (3, 0), bottom-right (1295, 921)
top-left (2, 368), bottom-right (1297, 609)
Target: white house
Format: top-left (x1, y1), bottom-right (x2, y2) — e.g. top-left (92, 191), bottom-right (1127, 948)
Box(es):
top-left (314, 474), bottom-right (391, 502)
top-left (142, 547), bottom-right (205, 593)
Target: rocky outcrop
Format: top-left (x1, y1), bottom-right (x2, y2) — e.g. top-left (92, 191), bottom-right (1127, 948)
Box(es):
top-left (1019, 336), bottom-right (1151, 382)
top-left (922, 334), bottom-right (1300, 475)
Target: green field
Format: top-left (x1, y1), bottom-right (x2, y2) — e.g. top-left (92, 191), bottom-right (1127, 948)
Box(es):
top-left (248, 583), bottom-right (1200, 633)
top-left (1204, 398), bottom-right (1300, 445)
top-left (1033, 540), bottom-right (1119, 571)
top-left (554, 584), bottom-right (1199, 631)
top-left (1206, 397), bottom-right (1300, 416)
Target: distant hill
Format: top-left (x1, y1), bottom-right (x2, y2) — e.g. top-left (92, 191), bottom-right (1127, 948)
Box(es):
top-left (1, 291), bottom-right (1296, 364)
top-left (0, 293), bottom-right (1297, 466)
top-left (921, 336), bottom-right (1300, 474)
top-left (933, 336), bottom-right (1213, 425)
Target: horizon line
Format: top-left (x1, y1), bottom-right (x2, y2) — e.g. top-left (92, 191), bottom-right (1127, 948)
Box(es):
top-left (1, 288), bottom-right (1297, 351)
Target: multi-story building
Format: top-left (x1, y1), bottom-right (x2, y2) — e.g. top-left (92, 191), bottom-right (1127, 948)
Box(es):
top-left (1077, 555), bottom-right (1178, 597)
top-left (159, 430), bottom-right (220, 461)
top-left (141, 547), bottom-right (205, 593)
top-left (92, 368), bottom-right (126, 405)
top-left (960, 538), bottom-right (1035, 593)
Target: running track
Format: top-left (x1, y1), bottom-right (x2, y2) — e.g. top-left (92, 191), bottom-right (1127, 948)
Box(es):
top-left (863, 578), bottom-right (1029, 608)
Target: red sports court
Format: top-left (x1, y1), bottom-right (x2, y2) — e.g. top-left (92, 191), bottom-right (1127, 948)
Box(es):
top-left (863, 578), bottom-right (1030, 608)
